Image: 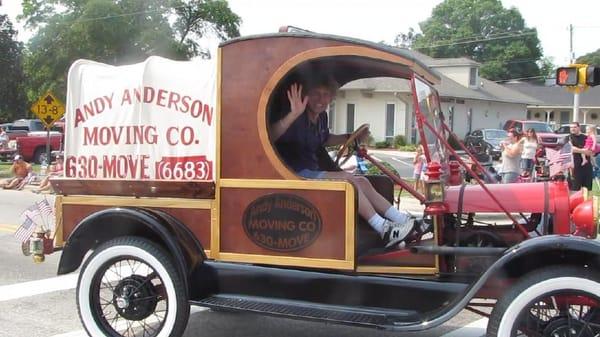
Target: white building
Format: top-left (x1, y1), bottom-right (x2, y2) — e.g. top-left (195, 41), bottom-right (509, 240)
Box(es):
top-left (330, 51), bottom-right (540, 143)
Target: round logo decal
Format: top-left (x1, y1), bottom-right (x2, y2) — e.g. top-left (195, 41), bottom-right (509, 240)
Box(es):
top-left (242, 194), bottom-right (322, 252)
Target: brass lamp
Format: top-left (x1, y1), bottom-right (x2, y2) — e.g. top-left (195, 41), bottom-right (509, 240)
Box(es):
top-left (424, 161), bottom-right (447, 214)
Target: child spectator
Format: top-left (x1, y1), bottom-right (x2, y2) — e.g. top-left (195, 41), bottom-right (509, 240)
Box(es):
top-left (413, 144), bottom-right (426, 193)
top-left (581, 125), bottom-right (600, 166)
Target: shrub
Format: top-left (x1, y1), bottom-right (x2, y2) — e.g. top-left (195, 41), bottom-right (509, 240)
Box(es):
top-left (365, 161), bottom-right (399, 176)
top-left (374, 141), bottom-right (390, 149)
top-left (393, 135), bottom-right (407, 148)
top-left (396, 144), bottom-right (417, 152)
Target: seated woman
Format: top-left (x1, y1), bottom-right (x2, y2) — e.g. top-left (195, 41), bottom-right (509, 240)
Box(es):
top-left (33, 154), bottom-right (64, 193)
top-left (1, 155), bottom-right (32, 190)
top-left (270, 76), bottom-right (417, 248)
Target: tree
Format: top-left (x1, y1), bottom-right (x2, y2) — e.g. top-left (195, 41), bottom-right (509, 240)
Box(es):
top-left (0, 15), bottom-right (27, 122)
top-left (404, 0), bottom-right (543, 81)
top-left (19, 0), bottom-right (241, 102)
top-left (577, 49), bottom-right (600, 66)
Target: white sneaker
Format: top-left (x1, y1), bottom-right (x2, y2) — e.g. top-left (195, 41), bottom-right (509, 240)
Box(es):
top-left (381, 218), bottom-right (415, 248)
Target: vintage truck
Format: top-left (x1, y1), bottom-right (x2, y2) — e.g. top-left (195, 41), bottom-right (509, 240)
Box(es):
top-left (6, 119), bottom-right (63, 163)
top-left (37, 32), bottom-right (599, 337)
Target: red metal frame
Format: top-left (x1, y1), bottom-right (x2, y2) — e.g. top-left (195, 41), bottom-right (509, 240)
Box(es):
top-left (410, 74), bottom-right (530, 238)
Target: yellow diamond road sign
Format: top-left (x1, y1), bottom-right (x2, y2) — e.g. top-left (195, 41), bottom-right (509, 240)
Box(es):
top-left (30, 92), bottom-right (65, 128)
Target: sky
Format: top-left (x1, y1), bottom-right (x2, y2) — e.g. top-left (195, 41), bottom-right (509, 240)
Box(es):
top-left (2, 0), bottom-right (600, 67)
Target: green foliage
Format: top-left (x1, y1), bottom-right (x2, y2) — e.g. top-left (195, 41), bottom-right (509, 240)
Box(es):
top-left (405, 0), bottom-right (543, 81)
top-left (374, 141), bottom-right (390, 149)
top-left (0, 15), bottom-right (28, 122)
top-left (393, 134), bottom-right (406, 148)
top-left (365, 161), bottom-right (399, 176)
top-left (20, 0), bottom-right (241, 103)
top-left (396, 144), bottom-right (417, 152)
top-left (577, 49), bottom-right (600, 67)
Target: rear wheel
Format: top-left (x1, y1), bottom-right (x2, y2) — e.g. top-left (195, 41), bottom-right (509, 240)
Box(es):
top-left (487, 266), bottom-right (600, 337)
top-left (77, 236), bottom-right (189, 337)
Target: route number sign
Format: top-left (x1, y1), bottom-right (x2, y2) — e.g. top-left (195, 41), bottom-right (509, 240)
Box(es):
top-left (31, 92), bottom-right (65, 128)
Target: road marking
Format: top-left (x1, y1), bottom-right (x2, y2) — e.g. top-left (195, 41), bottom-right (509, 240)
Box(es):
top-left (0, 274), bottom-right (78, 301)
top-left (441, 318), bottom-right (487, 337)
top-left (48, 306), bottom-right (209, 337)
top-left (0, 224), bottom-right (18, 233)
top-left (391, 157), bottom-right (413, 167)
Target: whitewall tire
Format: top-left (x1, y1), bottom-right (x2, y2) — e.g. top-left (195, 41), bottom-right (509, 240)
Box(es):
top-left (76, 236), bottom-right (189, 337)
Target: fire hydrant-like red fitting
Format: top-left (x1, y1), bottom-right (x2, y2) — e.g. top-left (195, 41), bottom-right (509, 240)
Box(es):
top-left (448, 161), bottom-right (461, 186)
top-left (571, 196), bottom-right (599, 239)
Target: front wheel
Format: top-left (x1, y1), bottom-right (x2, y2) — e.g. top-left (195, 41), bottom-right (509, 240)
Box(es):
top-left (487, 266), bottom-right (600, 337)
top-left (77, 236), bottom-right (189, 337)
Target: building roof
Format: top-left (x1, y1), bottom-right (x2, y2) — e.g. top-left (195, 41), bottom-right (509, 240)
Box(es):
top-left (341, 75), bottom-right (541, 105)
top-left (340, 48), bottom-right (540, 105)
top-left (502, 82), bottom-right (600, 108)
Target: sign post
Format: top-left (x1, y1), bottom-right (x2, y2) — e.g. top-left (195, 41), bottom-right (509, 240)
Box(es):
top-left (30, 92), bottom-right (65, 164)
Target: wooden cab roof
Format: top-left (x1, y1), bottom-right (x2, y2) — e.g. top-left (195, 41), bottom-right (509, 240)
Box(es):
top-left (218, 32), bottom-right (440, 181)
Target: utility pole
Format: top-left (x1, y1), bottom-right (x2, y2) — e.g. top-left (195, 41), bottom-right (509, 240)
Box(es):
top-left (571, 24), bottom-right (580, 122)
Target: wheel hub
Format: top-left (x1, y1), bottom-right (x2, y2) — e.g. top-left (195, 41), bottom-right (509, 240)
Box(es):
top-left (543, 318), bottom-right (591, 337)
top-left (112, 274), bottom-right (159, 321)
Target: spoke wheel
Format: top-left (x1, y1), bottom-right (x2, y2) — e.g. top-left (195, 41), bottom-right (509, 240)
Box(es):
top-left (77, 237), bottom-right (189, 337)
top-left (487, 266), bottom-right (600, 337)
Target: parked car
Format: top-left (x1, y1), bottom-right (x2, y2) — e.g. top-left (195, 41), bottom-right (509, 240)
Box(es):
top-left (502, 120), bottom-right (563, 148)
top-left (464, 129), bottom-right (507, 160)
top-left (555, 124), bottom-right (600, 142)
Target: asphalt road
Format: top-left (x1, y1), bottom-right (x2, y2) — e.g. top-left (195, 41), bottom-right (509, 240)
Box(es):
top-left (0, 188), bottom-right (485, 337)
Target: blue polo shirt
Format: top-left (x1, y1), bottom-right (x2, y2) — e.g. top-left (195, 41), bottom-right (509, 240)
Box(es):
top-left (276, 112), bottom-right (330, 171)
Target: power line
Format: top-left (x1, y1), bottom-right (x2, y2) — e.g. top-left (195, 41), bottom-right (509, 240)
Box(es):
top-left (414, 31), bottom-right (537, 50)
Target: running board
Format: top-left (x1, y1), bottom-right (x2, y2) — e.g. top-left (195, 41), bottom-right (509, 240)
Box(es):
top-left (193, 294), bottom-right (421, 328)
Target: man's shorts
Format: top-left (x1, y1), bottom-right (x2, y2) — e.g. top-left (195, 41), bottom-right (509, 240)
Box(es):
top-left (571, 164), bottom-right (593, 191)
top-left (297, 169), bottom-right (325, 179)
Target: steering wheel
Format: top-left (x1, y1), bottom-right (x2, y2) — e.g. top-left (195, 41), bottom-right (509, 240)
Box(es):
top-left (335, 123), bottom-right (370, 167)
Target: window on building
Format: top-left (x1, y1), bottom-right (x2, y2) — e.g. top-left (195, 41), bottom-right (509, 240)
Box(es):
top-left (328, 101), bottom-right (335, 130)
top-left (385, 103), bottom-right (395, 141)
top-left (346, 103), bottom-right (355, 133)
top-left (469, 67), bottom-right (477, 87)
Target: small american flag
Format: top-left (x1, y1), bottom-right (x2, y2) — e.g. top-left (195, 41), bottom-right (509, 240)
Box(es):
top-left (20, 203), bottom-right (40, 222)
top-left (14, 217), bottom-right (36, 243)
top-left (545, 143), bottom-right (572, 177)
top-left (36, 199), bottom-right (53, 217)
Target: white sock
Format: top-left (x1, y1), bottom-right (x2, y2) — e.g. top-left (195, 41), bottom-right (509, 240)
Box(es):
top-left (367, 213), bottom-right (386, 234)
top-left (384, 206), bottom-right (411, 224)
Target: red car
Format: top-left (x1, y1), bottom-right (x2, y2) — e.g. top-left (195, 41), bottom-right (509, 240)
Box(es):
top-left (502, 120), bottom-right (564, 148)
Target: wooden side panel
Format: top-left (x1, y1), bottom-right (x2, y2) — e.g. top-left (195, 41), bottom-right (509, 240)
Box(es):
top-left (61, 204), bottom-right (211, 249)
top-left (219, 187), bottom-right (346, 260)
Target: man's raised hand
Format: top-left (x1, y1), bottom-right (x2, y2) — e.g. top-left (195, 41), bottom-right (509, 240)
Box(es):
top-left (287, 83), bottom-right (308, 117)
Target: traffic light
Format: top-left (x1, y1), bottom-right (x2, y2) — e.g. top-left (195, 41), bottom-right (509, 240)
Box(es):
top-left (586, 66), bottom-right (600, 86)
top-left (556, 67), bottom-right (579, 86)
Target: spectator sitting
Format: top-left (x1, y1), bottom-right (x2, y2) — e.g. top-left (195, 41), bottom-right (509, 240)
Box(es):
top-left (1, 155), bottom-right (33, 190)
top-left (33, 154), bottom-right (64, 193)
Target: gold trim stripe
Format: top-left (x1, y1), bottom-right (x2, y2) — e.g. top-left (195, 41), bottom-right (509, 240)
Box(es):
top-left (356, 266), bottom-right (438, 275)
top-left (212, 47), bottom-right (223, 260)
top-left (60, 195), bottom-right (213, 209)
top-left (219, 252), bottom-right (354, 270)
top-left (345, 183), bottom-right (355, 263)
top-left (220, 178), bottom-right (348, 191)
top-left (54, 195), bottom-right (64, 247)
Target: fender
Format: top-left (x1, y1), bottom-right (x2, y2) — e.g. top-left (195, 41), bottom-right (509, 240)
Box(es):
top-left (57, 207), bottom-right (206, 293)
top-left (408, 235), bottom-right (600, 331)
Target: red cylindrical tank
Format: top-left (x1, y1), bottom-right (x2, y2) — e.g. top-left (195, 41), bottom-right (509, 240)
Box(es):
top-left (444, 181), bottom-right (571, 233)
top-left (572, 197), bottom-right (599, 239)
